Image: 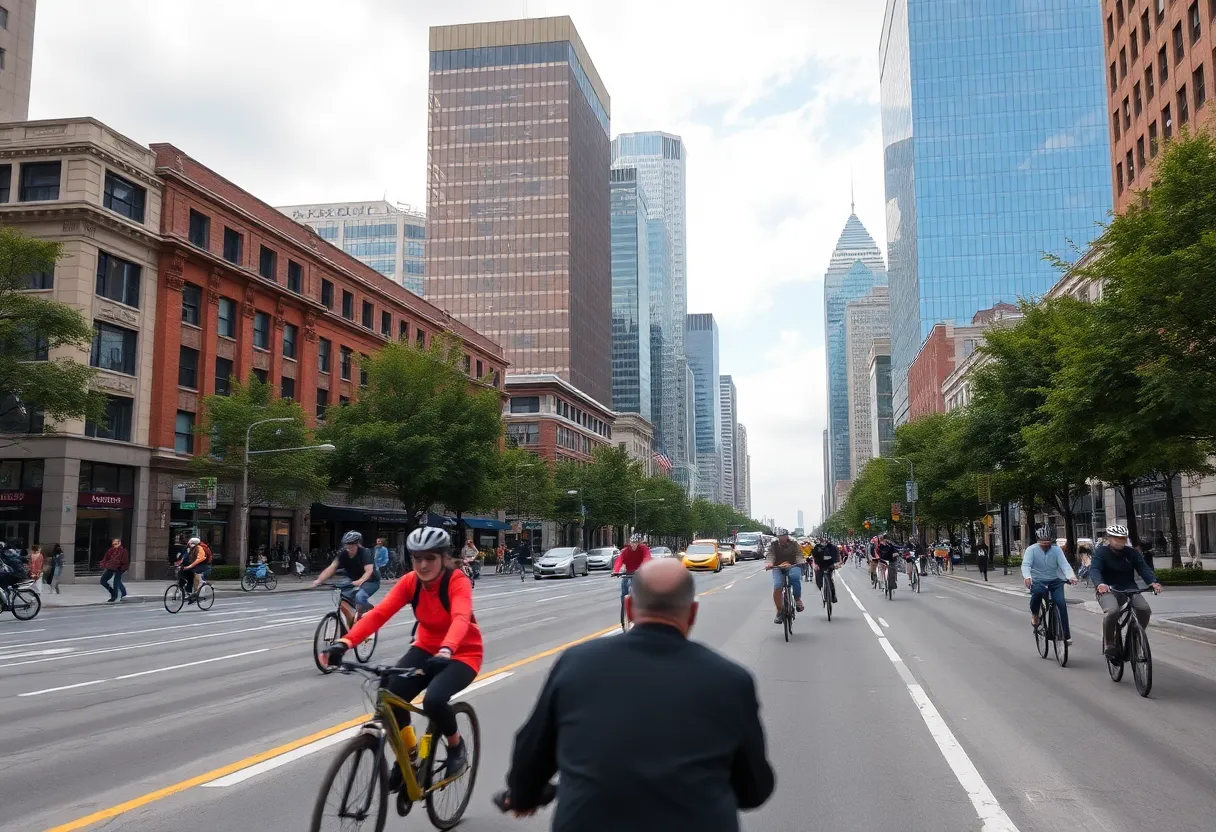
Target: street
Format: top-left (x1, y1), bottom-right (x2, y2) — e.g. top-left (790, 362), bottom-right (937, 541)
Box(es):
top-left (5, 563), bottom-right (1216, 832)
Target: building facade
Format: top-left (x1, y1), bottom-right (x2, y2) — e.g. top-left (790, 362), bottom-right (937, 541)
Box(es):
top-left (425, 16), bottom-right (613, 406)
top-left (869, 339), bottom-right (894, 460)
top-left (844, 286), bottom-right (891, 479)
top-left (822, 428), bottom-right (832, 518)
top-left (611, 411), bottom-right (654, 477)
top-left (736, 422), bottom-right (751, 516)
top-left (685, 313), bottom-right (721, 503)
top-left (823, 211), bottom-right (887, 503)
top-left (906, 304), bottom-right (1021, 421)
top-left (277, 200), bottom-right (427, 296)
top-left (880, 0), bottom-right (1112, 424)
top-left (503, 373), bottom-right (613, 465)
top-left (0, 1), bottom-right (34, 122)
top-left (608, 166), bottom-right (651, 419)
top-left (673, 357), bottom-right (698, 496)
top-left (0, 118), bottom-right (162, 579)
top-left (719, 375), bottom-right (738, 508)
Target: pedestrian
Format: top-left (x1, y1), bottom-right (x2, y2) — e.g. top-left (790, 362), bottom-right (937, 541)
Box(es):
top-left (50, 543), bottom-right (64, 593)
top-left (976, 542), bottom-right (989, 581)
top-left (495, 542), bottom-right (506, 573)
top-left (27, 544), bottom-right (44, 598)
top-left (497, 559), bottom-right (774, 829)
top-left (99, 538), bottom-right (129, 603)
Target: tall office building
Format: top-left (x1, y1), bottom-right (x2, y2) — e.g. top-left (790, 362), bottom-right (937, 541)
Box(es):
top-left (735, 422), bottom-right (751, 516)
top-left (822, 428), bottom-right (832, 519)
top-left (685, 314), bottom-right (721, 503)
top-left (844, 287), bottom-right (891, 479)
top-left (880, 0), bottom-right (1112, 424)
top-left (608, 167), bottom-right (651, 419)
top-left (719, 375), bottom-right (738, 508)
top-left (0, 1), bottom-right (34, 122)
top-left (824, 210), bottom-right (887, 505)
top-left (673, 358), bottom-right (698, 496)
top-left (796, 510), bottom-right (805, 532)
top-left (278, 201), bottom-right (427, 296)
top-left (426, 17), bottom-right (613, 405)
top-left (869, 339), bottom-right (895, 460)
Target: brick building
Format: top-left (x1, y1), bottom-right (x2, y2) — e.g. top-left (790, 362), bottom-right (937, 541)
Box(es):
top-left (906, 304), bottom-right (1021, 422)
top-left (502, 373), bottom-right (613, 465)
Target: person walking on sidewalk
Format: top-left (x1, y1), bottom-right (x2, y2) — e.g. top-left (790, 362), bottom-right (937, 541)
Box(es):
top-left (50, 543), bottom-right (64, 594)
top-left (99, 538), bottom-right (129, 603)
top-left (976, 542), bottom-right (989, 582)
top-left (27, 545), bottom-right (44, 599)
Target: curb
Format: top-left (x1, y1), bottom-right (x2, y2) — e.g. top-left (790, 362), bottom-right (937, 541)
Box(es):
top-left (1152, 617), bottom-right (1216, 645)
top-left (40, 580), bottom-right (397, 609)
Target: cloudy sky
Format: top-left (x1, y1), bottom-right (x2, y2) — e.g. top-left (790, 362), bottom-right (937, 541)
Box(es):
top-left (32, 0), bottom-right (890, 530)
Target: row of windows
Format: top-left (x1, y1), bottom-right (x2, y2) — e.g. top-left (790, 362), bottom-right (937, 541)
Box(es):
top-left (188, 208), bottom-right (304, 294)
top-left (1116, 65), bottom-right (1209, 193)
top-left (0, 164), bottom-right (148, 225)
top-left (1114, 59), bottom-right (1209, 148)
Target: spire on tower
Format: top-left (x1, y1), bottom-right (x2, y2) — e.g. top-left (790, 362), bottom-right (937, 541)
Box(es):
top-left (850, 169), bottom-right (855, 215)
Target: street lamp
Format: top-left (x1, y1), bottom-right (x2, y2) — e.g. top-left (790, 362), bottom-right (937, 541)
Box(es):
top-left (566, 489), bottom-right (586, 548)
top-left (633, 487), bottom-right (665, 528)
top-left (237, 416), bottom-right (335, 565)
top-left (879, 456), bottom-right (916, 541)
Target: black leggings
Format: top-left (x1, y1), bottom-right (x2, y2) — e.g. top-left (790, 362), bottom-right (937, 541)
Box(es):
top-left (385, 646), bottom-right (477, 738)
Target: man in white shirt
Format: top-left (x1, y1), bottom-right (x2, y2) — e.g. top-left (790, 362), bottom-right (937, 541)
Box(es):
top-left (1022, 527), bottom-right (1077, 645)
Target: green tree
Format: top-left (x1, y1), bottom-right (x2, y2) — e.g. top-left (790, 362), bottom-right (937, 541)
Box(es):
top-left (493, 446), bottom-right (554, 521)
top-left (322, 337), bottom-right (503, 526)
top-left (0, 227), bottom-right (106, 442)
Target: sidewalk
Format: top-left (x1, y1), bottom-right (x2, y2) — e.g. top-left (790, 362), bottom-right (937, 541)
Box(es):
top-left (38, 577), bottom-right (326, 608)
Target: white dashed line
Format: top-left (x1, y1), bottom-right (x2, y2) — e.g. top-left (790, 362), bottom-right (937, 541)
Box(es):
top-left (878, 617), bottom-right (890, 628)
top-left (19, 679), bottom-right (105, 697)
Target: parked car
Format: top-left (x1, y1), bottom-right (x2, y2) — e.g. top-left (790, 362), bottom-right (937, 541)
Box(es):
top-left (534, 547), bottom-right (589, 579)
top-left (717, 542), bottom-right (737, 566)
top-left (735, 532), bottom-right (765, 561)
top-left (650, 545), bottom-right (676, 559)
top-left (681, 539), bottom-right (722, 573)
top-left (586, 547), bottom-right (618, 571)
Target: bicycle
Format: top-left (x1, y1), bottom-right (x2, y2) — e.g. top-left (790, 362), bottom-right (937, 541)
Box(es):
top-left (241, 561), bottom-right (278, 592)
top-left (906, 559), bottom-right (920, 594)
top-left (818, 564), bottom-right (833, 621)
top-left (618, 572), bottom-right (634, 632)
top-left (0, 578), bottom-right (40, 620)
top-left (876, 560), bottom-right (894, 600)
top-left (313, 583), bottom-right (377, 673)
top-left (164, 568), bottom-right (214, 613)
top-left (309, 662), bottom-right (480, 831)
top-left (1104, 587), bottom-right (1155, 697)
top-left (776, 565), bottom-right (796, 641)
top-left (1031, 579), bottom-right (1069, 667)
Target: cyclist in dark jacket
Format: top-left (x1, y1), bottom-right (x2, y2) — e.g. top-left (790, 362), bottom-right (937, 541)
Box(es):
top-left (1091, 524), bottom-right (1163, 661)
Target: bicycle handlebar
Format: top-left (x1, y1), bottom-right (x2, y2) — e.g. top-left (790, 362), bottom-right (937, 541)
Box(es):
top-left (337, 661), bottom-right (426, 679)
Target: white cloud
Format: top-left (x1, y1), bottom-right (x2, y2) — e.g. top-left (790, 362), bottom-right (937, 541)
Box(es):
top-left (30, 0), bottom-right (890, 528)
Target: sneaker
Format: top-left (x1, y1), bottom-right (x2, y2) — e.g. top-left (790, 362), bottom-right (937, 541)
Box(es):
top-left (106, 598), bottom-right (117, 604)
top-left (1104, 646), bottom-right (1121, 663)
top-left (443, 740), bottom-right (468, 778)
top-left (1030, 615), bottom-right (1039, 629)
top-left (795, 600), bottom-right (805, 613)
top-left (1065, 638), bottom-right (1073, 646)
top-left (774, 613), bottom-right (783, 624)
top-left (388, 761), bottom-right (403, 793)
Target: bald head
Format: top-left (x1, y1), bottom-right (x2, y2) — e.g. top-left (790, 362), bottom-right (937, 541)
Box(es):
top-left (627, 559), bottom-right (698, 634)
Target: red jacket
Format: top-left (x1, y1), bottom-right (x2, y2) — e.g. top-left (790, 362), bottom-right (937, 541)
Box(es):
top-left (612, 544), bottom-right (651, 574)
top-left (342, 570), bottom-right (483, 673)
top-left (100, 545), bottom-right (129, 571)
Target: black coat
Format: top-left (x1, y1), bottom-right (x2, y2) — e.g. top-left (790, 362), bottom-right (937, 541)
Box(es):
top-left (507, 622), bottom-right (774, 832)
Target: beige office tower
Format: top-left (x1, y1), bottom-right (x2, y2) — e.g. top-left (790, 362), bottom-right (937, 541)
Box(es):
top-left (0, 1), bottom-right (34, 122)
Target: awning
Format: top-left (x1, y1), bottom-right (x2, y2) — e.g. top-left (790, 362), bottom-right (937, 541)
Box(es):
top-left (426, 513), bottom-right (458, 528)
top-left (312, 503), bottom-right (415, 525)
top-left (425, 513), bottom-right (509, 531)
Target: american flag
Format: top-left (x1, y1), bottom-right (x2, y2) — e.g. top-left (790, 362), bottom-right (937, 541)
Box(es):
top-left (652, 451), bottom-right (673, 473)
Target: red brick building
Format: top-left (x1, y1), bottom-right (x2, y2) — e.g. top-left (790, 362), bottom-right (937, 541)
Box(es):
top-left (503, 374), bottom-right (614, 465)
top-left (906, 304), bottom-right (1021, 421)
top-left (147, 144), bottom-right (507, 566)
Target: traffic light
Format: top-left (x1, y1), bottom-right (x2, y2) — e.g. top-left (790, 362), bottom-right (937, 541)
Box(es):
top-left (864, 521), bottom-right (871, 529)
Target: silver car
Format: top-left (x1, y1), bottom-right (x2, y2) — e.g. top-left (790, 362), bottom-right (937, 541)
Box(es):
top-left (586, 547), bottom-right (618, 571)
top-left (734, 532), bottom-right (765, 561)
top-left (534, 546), bottom-right (590, 579)
top-left (650, 545), bottom-right (676, 559)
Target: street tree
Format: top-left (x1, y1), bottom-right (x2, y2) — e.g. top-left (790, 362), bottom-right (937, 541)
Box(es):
top-left (493, 445), bottom-right (554, 521)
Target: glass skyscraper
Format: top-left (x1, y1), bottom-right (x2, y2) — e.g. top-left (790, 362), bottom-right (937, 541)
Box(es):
top-left (609, 166), bottom-right (651, 419)
top-left (880, 0), bottom-right (1112, 423)
top-left (685, 313), bottom-right (721, 503)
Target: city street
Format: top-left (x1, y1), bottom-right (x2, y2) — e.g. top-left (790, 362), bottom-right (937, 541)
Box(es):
top-left (5, 562), bottom-right (1216, 832)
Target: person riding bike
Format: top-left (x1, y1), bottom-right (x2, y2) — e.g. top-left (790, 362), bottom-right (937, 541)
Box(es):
top-left (512, 537), bottom-right (534, 573)
top-left (321, 526), bottom-right (481, 787)
top-left (876, 535), bottom-right (898, 591)
top-left (612, 534), bottom-right (652, 598)
top-left (901, 543), bottom-right (918, 583)
top-left (765, 529), bottom-right (805, 622)
top-left (1022, 527), bottom-right (1078, 645)
top-left (1091, 524), bottom-right (1163, 663)
top-left (176, 537), bottom-right (212, 600)
top-left (811, 539), bottom-right (840, 604)
top-left (312, 531), bottom-right (380, 626)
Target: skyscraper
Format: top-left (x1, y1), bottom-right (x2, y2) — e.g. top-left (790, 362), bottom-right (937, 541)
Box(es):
top-left (796, 510), bottom-right (805, 532)
top-left (735, 422), bottom-right (751, 516)
top-left (823, 210), bottom-right (887, 507)
top-left (674, 358), bottom-right (698, 497)
top-left (719, 375), bottom-right (738, 508)
top-left (685, 314), bottom-right (721, 503)
top-left (880, 0), bottom-right (1112, 424)
top-left (609, 167), bottom-right (651, 419)
top-left (0, 1), bottom-right (34, 122)
top-left (844, 287), bottom-right (891, 478)
top-left (869, 339), bottom-right (894, 459)
top-left (426, 16), bottom-right (613, 405)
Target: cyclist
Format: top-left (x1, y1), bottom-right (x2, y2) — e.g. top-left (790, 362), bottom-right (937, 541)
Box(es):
top-left (1091, 524), bottom-right (1163, 663)
top-left (321, 526), bottom-right (481, 786)
top-left (876, 534), bottom-right (898, 591)
top-left (176, 537), bottom-right (212, 601)
top-left (901, 542), bottom-right (918, 584)
top-left (1021, 527), bottom-right (1078, 645)
top-left (764, 528), bottom-right (804, 622)
top-left (810, 539), bottom-right (840, 604)
top-left (312, 531), bottom-right (380, 627)
top-left (612, 533), bottom-right (652, 598)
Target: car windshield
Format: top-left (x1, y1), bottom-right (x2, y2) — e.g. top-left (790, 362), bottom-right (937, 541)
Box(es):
top-left (687, 544), bottom-right (715, 555)
top-left (736, 533), bottom-right (760, 544)
top-left (590, 548), bottom-right (614, 557)
top-left (543, 548), bottom-right (577, 559)
top-left (651, 547), bottom-right (671, 555)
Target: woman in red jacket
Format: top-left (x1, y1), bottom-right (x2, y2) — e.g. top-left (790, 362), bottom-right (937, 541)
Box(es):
top-left (322, 526), bottom-right (482, 783)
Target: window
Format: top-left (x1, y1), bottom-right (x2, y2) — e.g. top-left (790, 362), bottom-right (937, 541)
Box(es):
top-left (90, 323), bottom-right (137, 375)
top-left (215, 357), bottom-right (234, 395)
top-left (342, 290), bottom-right (354, 320)
top-left (1174, 23), bottom-right (1185, 62)
top-left (178, 346), bottom-right (199, 388)
top-left (318, 337), bottom-right (331, 373)
top-left (253, 311), bottom-right (270, 350)
top-left (103, 171), bottom-right (145, 222)
top-left (287, 260), bottom-right (303, 294)
top-left (492, 369), bottom-right (500, 388)
top-left (1195, 66), bottom-right (1208, 110)
top-left (510, 396), bottom-right (540, 414)
top-left (405, 261), bottom-right (425, 276)
top-left (399, 320), bottom-right (409, 341)
top-left (182, 283), bottom-right (202, 325)
top-left (0, 163), bottom-right (9, 203)
top-left (381, 310), bottom-right (391, 337)
top-left (95, 252), bottom-right (141, 308)
top-left (1150, 120), bottom-right (1159, 156)
top-left (1163, 102), bottom-right (1173, 139)
top-left (85, 395), bottom-right (133, 442)
top-left (252, 368), bottom-right (268, 384)
top-left (1179, 85), bottom-right (1191, 124)
top-left (359, 355), bottom-right (369, 387)
top-left (0, 7), bottom-right (8, 28)
top-left (1134, 82), bottom-right (1143, 115)
top-left (259, 245), bottom-right (277, 281)
top-left (1157, 0), bottom-right (1165, 24)
top-left (1113, 114), bottom-right (1121, 141)
top-left (321, 278), bottom-right (334, 309)
top-left (1212, 0), bottom-right (1216, 21)
top-left (339, 395), bottom-right (350, 407)
top-left (1126, 149), bottom-right (1135, 181)
top-left (506, 422), bottom-right (539, 446)
top-left (1146, 65), bottom-right (1155, 101)
top-left (1123, 97), bottom-right (1131, 128)
top-left (175, 411), bottom-right (195, 454)
top-left (463, 354), bottom-right (471, 374)
top-left (340, 346), bottom-right (352, 380)
top-left (223, 227), bottom-right (243, 263)
top-left (362, 300), bottom-right (373, 329)
top-left (476, 359), bottom-right (483, 379)
top-left (0, 46), bottom-right (6, 70)
top-left (18, 269), bottom-right (52, 290)
top-left (1108, 14), bottom-right (1115, 44)
top-left (1160, 45), bottom-right (1169, 82)
top-left (1191, 1), bottom-right (1202, 42)
top-left (21, 328), bottom-right (47, 361)
top-left (1131, 29), bottom-right (1139, 61)
top-left (316, 388), bottom-right (329, 420)
top-left (19, 161), bottom-right (61, 201)
top-left (281, 376), bottom-right (295, 401)
top-left (416, 329), bottom-right (426, 348)
top-left (1120, 47), bottom-right (1128, 79)
top-left (406, 224), bottom-right (425, 239)
top-left (217, 297), bottom-right (236, 338)
top-left (282, 323), bottom-right (298, 359)
top-left (188, 209), bottom-right (210, 249)
top-left (1142, 10), bottom-right (1151, 44)
top-left (1137, 135), bottom-right (1147, 169)
top-left (1110, 62), bottom-right (1118, 93)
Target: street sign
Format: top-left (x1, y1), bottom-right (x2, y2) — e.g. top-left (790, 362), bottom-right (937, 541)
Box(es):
top-left (906, 481), bottom-right (918, 503)
top-left (199, 477), bottom-right (218, 510)
top-left (180, 502), bottom-right (197, 510)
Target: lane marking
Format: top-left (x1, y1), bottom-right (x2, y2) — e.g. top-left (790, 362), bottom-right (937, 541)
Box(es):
top-left (535, 593), bottom-right (575, 603)
top-left (0, 647), bottom-right (75, 659)
top-left (0, 628), bottom-right (45, 639)
top-left (839, 575), bottom-right (1019, 831)
top-left (114, 649), bottom-right (271, 680)
top-left (878, 617), bottom-right (890, 628)
top-left (0, 613), bottom-right (288, 651)
top-left (19, 679), bottom-right (105, 697)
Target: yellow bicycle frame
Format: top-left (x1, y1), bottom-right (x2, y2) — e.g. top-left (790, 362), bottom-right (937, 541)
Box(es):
top-left (371, 688), bottom-right (466, 804)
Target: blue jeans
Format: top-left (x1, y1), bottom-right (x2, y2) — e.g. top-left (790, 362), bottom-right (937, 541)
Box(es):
top-left (619, 572), bottom-right (633, 599)
top-left (355, 578), bottom-right (380, 608)
top-left (1030, 580), bottom-right (1070, 639)
top-left (771, 566), bottom-right (802, 600)
top-left (101, 569), bottom-right (127, 600)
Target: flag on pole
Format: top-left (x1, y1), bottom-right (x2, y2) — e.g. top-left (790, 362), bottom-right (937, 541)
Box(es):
top-left (652, 451), bottom-right (673, 473)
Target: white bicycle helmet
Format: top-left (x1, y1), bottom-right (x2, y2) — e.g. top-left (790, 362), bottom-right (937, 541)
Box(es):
top-left (1035, 526), bottom-right (1053, 541)
top-left (630, 533), bottom-right (644, 544)
top-left (341, 530), bottom-right (363, 545)
top-left (1106, 524), bottom-right (1129, 538)
top-left (407, 526), bottom-right (452, 553)
top-left (188, 537), bottom-right (201, 547)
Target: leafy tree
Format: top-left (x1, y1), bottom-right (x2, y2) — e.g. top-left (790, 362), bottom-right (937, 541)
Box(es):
top-left (0, 226), bottom-right (106, 443)
top-left (493, 446), bottom-right (554, 521)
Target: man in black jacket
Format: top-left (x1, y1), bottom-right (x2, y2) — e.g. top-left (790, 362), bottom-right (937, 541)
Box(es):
top-left (502, 558), bottom-right (775, 831)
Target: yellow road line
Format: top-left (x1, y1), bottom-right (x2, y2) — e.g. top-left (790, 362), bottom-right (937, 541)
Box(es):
top-left (43, 623), bottom-right (618, 832)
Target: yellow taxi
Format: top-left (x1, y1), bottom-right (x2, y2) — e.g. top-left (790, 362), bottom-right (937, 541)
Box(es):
top-left (681, 539), bottom-right (722, 572)
top-left (717, 542), bottom-right (737, 567)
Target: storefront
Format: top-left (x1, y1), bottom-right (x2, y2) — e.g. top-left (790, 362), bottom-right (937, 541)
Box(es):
top-left (249, 508), bottom-right (297, 562)
top-left (310, 503), bottom-right (413, 564)
top-left (168, 505), bottom-right (233, 565)
top-left (75, 461), bottom-right (136, 572)
top-left (0, 459), bottom-right (43, 550)
top-left (454, 516), bottom-right (510, 551)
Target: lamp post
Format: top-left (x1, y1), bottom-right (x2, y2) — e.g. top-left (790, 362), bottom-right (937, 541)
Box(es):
top-left (880, 456), bottom-right (917, 542)
top-left (566, 489), bottom-right (585, 548)
top-left (237, 416), bottom-right (334, 565)
top-left (633, 488), bottom-right (665, 528)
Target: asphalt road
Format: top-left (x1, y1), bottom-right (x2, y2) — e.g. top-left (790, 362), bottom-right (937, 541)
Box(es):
top-left (4, 559), bottom-right (1216, 832)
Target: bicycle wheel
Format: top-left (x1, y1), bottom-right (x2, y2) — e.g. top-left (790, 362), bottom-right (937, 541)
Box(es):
top-left (309, 731), bottom-right (388, 832)
top-left (913, 570), bottom-right (921, 594)
top-left (1035, 601), bottom-right (1049, 658)
top-left (353, 629), bottom-right (377, 663)
top-left (824, 580), bottom-right (832, 622)
top-left (313, 612), bottom-right (343, 674)
top-left (1053, 607), bottom-right (1069, 667)
top-left (265, 574), bottom-right (278, 591)
top-left (1130, 619), bottom-right (1152, 697)
top-left (1107, 631), bottom-right (1125, 682)
top-left (10, 587), bottom-right (40, 620)
top-left (196, 583), bottom-right (215, 610)
top-left (241, 573), bottom-right (256, 591)
top-left (164, 584), bottom-right (185, 614)
top-left (423, 702), bottom-right (481, 830)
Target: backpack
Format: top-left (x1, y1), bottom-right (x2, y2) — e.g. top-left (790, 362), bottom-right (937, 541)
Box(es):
top-left (408, 569), bottom-right (477, 638)
top-left (374, 546), bottom-right (389, 569)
